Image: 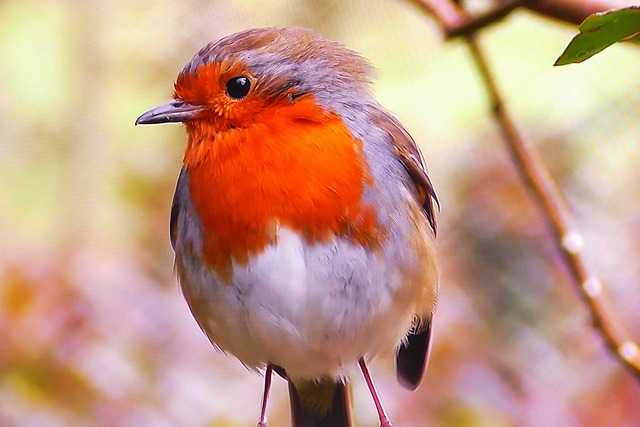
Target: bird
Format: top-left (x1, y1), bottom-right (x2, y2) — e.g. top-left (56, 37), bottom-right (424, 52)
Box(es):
top-left (136, 27), bottom-right (439, 427)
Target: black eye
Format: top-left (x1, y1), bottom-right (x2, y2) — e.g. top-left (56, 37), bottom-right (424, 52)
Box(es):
top-left (226, 76), bottom-right (251, 99)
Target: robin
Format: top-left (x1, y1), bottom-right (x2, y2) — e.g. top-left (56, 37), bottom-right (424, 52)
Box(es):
top-left (136, 27), bottom-right (439, 427)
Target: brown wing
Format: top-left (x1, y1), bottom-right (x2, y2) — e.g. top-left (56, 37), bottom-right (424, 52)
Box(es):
top-left (373, 107), bottom-right (438, 390)
top-left (372, 108), bottom-right (439, 235)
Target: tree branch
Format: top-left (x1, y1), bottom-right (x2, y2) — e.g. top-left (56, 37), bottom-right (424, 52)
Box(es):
top-left (413, 0), bottom-right (638, 39)
top-left (524, 0), bottom-right (635, 26)
top-left (410, 0), bottom-right (640, 380)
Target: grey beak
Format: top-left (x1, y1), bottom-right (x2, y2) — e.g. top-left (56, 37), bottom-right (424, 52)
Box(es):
top-left (135, 99), bottom-right (204, 125)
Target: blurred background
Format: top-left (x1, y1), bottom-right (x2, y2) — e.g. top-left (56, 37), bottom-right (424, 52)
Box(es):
top-left (2, 0), bottom-right (640, 426)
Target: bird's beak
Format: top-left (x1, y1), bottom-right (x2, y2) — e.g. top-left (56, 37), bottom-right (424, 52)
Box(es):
top-left (135, 99), bottom-right (204, 125)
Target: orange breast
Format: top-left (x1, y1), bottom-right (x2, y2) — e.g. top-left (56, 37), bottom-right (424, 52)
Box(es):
top-left (183, 97), bottom-right (382, 280)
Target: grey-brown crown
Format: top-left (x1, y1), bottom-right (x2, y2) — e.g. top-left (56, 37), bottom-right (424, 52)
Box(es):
top-left (180, 27), bottom-right (376, 105)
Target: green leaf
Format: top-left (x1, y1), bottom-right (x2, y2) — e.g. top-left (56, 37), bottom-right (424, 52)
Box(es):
top-left (554, 6), bottom-right (640, 66)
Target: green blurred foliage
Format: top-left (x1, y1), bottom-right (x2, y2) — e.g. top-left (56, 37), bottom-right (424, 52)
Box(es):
top-left (556, 6), bottom-right (640, 65)
top-left (1, 0), bottom-right (640, 426)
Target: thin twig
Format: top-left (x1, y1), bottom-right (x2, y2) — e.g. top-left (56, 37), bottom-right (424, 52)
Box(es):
top-left (410, 0), bottom-right (640, 380)
top-left (445, 0), bottom-right (524, 39)
top-left (466, 36), bottom-right (640, 380)
top-left (412, 0), bottom-right (637, 39)
top-left (411, 0), bottom-right (466, 29)
top-left (524, 0), bottom-right (636, 26)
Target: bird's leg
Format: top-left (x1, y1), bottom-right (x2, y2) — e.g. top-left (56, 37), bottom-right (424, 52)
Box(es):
top-left (257, 364), bottom-right (274, 427)
top-left (358, 357), bottom-right (393, 427)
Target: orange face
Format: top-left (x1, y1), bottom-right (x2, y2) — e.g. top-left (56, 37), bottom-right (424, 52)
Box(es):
top-left (174, 62), bottom-right (383, 280)
top-left (173, 62), bottom-right (271, 128)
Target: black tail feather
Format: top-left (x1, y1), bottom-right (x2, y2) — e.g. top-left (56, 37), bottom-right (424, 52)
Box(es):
top-left (288, 379), bottom-right (352, 427)
top-left (396, 321), bottom-right (432, 390)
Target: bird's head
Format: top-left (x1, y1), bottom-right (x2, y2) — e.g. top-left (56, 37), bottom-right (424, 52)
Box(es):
top-left (135, 27), bottom-right (376, 130)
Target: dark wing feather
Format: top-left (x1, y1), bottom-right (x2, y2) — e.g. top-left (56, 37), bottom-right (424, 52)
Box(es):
top-left (372, 107), bottom-right (438, 389)
top-left (396, 322), bottom-right (433, 390)
top-left (372, 108), bottom-right (438, 235)
top-left (170, 169), bottom-right (187, 250)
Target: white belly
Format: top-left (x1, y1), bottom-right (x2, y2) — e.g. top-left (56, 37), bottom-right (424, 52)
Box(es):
top-left (176, 226), bottom-right (424, 379)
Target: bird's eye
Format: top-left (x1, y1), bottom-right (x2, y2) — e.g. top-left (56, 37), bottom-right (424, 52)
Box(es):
top-left (226, 76), bottom-right (251, 99)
